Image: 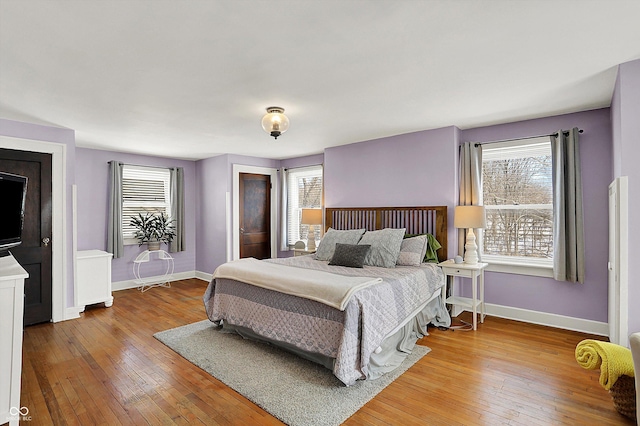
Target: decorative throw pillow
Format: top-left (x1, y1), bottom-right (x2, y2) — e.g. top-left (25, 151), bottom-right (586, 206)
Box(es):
top-left (358, 228), bottom-right (406, 268)
top-left (404, 233), bottom-right (442, 263)
top-left (396, 235), bottom-right (429, 266)
top-left (314, 228), bottom-right (366, 261)
top-left (329, 243), bottom-right (371, 268)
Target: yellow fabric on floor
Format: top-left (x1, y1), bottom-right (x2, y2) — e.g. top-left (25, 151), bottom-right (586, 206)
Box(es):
top-left (575, 339), bottom-right (635, 390)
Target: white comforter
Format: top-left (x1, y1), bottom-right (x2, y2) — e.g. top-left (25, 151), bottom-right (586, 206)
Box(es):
top-left (212, 257), bottom-right (382, 311)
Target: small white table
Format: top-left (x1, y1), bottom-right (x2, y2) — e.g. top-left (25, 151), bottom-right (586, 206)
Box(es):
top-left (133, 250), bottom-right (174, 292)
top-left (293, 249), bottom-right (316, 257)
top-left (438, 260), bottom-right (488, 330)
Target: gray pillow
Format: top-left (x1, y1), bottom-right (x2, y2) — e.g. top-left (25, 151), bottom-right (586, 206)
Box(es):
top-left (396, 235), bottom-right (429, 266)
top-left (314, 228), bottom-right (366, 261)
top-left (329, 243), bottom-right (371, 268)
top-left (358, 228), bottom-right (406, 268)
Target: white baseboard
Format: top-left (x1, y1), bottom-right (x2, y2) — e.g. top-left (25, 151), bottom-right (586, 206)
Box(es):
top-left (453, 302), bottom-right (608, 336)
top-left (195, 270), bottom-right (213, 282)
top-left (112, 270), bottom-right (202, 291)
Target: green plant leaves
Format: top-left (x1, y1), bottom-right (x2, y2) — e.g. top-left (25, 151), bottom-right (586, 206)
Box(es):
top-left (129, 212), bottom-right (176, 246)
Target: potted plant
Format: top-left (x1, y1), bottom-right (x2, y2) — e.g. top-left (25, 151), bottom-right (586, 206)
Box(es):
top-left (130, 212), bottom-right (176, 251)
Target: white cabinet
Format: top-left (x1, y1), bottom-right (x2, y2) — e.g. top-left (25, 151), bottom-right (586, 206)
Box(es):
top-left (0, 254), bottom-right (28, 426)
top-left (76, 250), bottom-right (113, 310)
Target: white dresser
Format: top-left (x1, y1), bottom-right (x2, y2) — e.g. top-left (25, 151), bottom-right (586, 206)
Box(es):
top-left (76, 250), bottom-right (113, 310)
top-left (0, 254), bottom-right (28, 426)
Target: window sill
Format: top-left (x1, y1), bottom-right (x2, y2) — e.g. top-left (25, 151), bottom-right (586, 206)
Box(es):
top-left (124, 238), bottom-right (140, 246)
top-left (484, 258), bottom-right (554, 278)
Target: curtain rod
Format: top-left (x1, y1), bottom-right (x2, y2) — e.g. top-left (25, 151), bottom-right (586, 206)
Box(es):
top-left (473, 129), bottom-right (583, 147)
top-left (107, 161), bottom-right (173, 169)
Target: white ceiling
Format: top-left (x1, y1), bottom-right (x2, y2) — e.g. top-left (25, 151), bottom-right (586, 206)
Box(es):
top-left (1, 1), bottom-right (639, 161)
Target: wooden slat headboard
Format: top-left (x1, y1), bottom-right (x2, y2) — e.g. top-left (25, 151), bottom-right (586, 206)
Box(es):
top-left (324, 206), bottom-right (447, 262)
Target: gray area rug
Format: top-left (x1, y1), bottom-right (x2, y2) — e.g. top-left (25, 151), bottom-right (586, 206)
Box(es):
top-left (154, 320), bottom-right (430, 426)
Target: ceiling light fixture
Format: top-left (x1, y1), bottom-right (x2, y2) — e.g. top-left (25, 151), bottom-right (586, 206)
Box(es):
top-left (261, 106), bottom-right (289, 139)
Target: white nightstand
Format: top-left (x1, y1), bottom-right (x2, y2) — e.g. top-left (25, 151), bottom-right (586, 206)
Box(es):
top-left (293, 249), bottom-right (316, 257)
top-left (438, 260), bottom-right (488, 330)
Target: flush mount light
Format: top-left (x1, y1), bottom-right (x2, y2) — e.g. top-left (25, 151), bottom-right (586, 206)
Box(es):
top-left (261, 106), bottom-right (289, 139)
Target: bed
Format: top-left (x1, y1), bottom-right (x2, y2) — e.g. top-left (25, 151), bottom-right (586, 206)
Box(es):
top-left (203, 206), bottom-right (450, 386)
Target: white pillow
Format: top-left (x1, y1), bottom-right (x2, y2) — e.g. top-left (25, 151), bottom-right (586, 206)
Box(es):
top-left (396, 235), bottom-right (429, 266)
top-left (358, 228), bottom-right (406, 268)
top-left (314, 228), bottom-right (366, 261)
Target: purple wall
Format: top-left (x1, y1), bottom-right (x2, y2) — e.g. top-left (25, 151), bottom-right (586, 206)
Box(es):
top-left (323, 112), bottom-right (612, 323)
top-left (461, 108), bottom-right (612, 322)
top-left (195, 154), bottom-right (229, 275)
top-left (0, 118), bottom-right (77, 307)
top-left (324, 126), bottom-right (459, 259)
top-left (611, 59), bottom-right (640, 335)
top-left (194, 154), bottom-right (286, 274)
top-left (281, 154), bottom-right (324, 170)
top-left (75, 148), bottom-right (197, 282)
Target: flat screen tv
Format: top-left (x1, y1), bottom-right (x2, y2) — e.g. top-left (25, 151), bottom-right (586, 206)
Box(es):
top-left (0, 171), bottom-right (28, 257)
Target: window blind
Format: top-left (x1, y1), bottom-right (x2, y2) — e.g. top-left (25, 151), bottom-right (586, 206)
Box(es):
top-left (482, 137), bottom-right (551, 161)
top-left (122, 165), bottom-right (171, 239)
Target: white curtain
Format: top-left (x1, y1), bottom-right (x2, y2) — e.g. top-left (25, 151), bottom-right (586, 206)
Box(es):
top-left (551, 128), bottom-right (585, 283)
top-left (107, 161), bottom-right (124, 258)
top-left (169, 167), bottom-right (185, 253)
top-left (279, 168), bottom-right (289, 251)
top-left (458, 142), bottom-right (483, 257)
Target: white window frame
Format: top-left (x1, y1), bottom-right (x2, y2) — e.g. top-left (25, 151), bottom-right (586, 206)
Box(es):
top-left (286, 165), bottom-right (323, 248)
top-left (122, 165), bottom-right (171, 245)
top-left (480, 137), bottom-right (554, 277)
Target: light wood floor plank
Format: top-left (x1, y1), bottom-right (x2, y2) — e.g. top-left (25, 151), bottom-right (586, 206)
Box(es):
top-left (19, 278), bottom-right (633, 425)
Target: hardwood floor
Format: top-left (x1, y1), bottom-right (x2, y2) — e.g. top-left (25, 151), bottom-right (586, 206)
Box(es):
top-left (19, 278), bottom-right (633, 425)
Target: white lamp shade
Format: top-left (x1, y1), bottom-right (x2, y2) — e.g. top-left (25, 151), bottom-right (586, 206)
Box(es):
top-left (454, 205), bottom-right (486, 229)
top-left (261, 107), bottom-right (289, 138)
top-left (301, 208), bottom-right (322, 225)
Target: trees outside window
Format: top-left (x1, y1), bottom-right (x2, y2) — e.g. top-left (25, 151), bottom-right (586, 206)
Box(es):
top-left (481, 137), bottom-right (553, 263)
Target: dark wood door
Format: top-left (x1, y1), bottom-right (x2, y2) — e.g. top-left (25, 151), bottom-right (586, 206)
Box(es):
top-left (0, 148), bottom-right (53, 326)
top-left (239, 173), bottom-right (271, 259)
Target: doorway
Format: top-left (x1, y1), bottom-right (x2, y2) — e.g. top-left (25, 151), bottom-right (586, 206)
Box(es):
top-left (239, 173), bottom-right (271, 259)
top-left (1, 148), bottom-right (53, 325)
top-left (0, 135), bottom-right (67, 323)
top-left (232, 164), bottom-right (277, 260)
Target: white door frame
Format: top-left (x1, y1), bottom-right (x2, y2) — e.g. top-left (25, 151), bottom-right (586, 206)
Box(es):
top-left (0, 135), bottom-right (68, 323)
top-left (232, 164), bottom-right (278, 261)
top-left (608, 176), bottom-right (629, 347)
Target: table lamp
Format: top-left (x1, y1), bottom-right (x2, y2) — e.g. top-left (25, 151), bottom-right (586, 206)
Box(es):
top-left (454, 205), bottom-right (486, 265)
top-left (301, 208), bottom-right (323, 251)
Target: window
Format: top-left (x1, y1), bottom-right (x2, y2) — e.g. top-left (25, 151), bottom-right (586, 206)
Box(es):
top-left (481, 137), bottom-right (553, 267)
top-left (286, 165), bottom-right (323, 246)
top-left (122, 165), bottom-right (171, 243)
